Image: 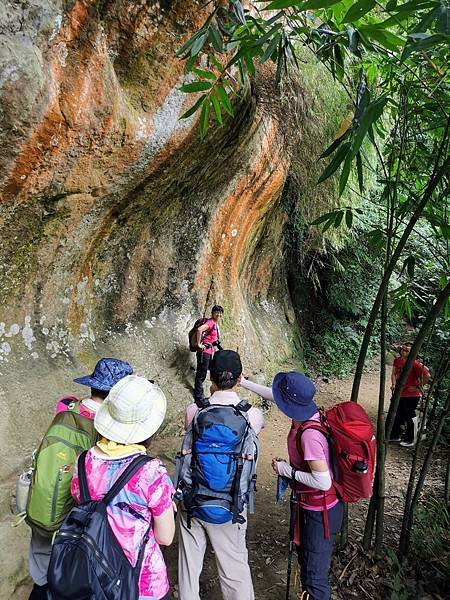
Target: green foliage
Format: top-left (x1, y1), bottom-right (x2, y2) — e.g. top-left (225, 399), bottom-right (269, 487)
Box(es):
top-left (410, 497), bottom-right (450, 590)
top-left (385, 549), bottom-right (411, 600)
top-left (176, 0), bottom-right (449, 196)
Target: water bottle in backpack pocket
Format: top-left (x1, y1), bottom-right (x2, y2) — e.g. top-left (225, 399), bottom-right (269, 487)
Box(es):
top-left (174, 400), bottom-right (259, 526)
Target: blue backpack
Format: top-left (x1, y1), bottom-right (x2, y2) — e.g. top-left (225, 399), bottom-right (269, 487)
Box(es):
top-left (174, 399), bottom-right (259, 526)
top-left (48, 451), bottom-right (151, 600)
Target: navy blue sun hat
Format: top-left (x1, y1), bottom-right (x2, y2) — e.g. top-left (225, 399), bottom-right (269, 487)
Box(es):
top-left (73, 358), bottom-right (133, 391)
top-left (272, 371), bottom-right (317, 421)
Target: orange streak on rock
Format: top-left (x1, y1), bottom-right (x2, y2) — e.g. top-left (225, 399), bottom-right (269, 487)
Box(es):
top-left (195, 118), bottom-right (288, 299)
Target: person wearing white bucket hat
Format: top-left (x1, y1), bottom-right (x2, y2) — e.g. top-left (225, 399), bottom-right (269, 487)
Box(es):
top-left (94, 374), bottom-right (167, 444)
top-left (69, 375), bottom-right (175, 600)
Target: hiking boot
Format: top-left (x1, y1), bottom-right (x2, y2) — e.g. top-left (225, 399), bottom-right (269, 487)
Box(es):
top-left (400, 440), bottom-right (415, 447)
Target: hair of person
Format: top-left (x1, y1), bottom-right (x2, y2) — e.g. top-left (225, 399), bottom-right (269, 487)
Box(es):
top-left (211, 370), bottom-right (238, 390)
top-left (211, 305), bottom-right (224, 314)
top-left (90, 387), bottom-right (109, 400)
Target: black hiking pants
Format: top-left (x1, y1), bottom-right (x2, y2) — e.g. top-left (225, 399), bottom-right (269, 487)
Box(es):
top-left (391, 396), bottom-right (420, 443)
top-left (194, 351), bottom-right (211, 405)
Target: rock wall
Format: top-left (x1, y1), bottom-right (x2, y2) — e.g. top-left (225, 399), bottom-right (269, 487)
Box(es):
top-left (0, 2), bottom-right (313, 592)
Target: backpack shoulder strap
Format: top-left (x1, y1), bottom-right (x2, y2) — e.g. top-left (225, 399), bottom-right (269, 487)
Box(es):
top-left (235, 399), bottom-right (252, 413)
top-left (103, 455), bottom-right (152, 505)
top-left (78, 450), bottom-right (91, 504)
top-left (196, 397), bottom-right (211, 410)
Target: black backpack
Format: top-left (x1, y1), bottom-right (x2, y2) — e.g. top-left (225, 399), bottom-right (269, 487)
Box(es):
top-left (188, 317), bottom-right (208, 352)
top-left (48, 451), bottom-right (151, 600)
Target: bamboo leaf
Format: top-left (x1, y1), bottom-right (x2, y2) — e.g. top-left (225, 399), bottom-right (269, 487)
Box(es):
top-left (334, 210), bottom-right (344, 227)
top-left (179, 81), bottom-right (213, 93)
top-left (356, 151), bottom-right (364, 192)
top-left (345, 209), bottom-right (354, 228)
top-left (211, 92), bottom-right (224, 126)
top-left (343, 0), bottom-right (376, 23)
top-left (359, 25), bottom-right (405, 51)
top-left (244, 52), bottom-right (256, 76)
top-left (191, 32), bottom-right (207, 57)
top-left (299, 0), bottom-right (342, 8)
top-left (318, 141), bottom-right (351, 183)
top-left (199, 98), bottom-right (211, 139)
top-left (208, 25), bottom-right (224, 53)
top-left (320, 130), bottom-right (350, 159)
top-left (264, 0), bottom-right (301, 8)
top-left (312, 211), bottom-right (339, 225)
top-left (192, 68), bottom-right (216, 81)
top-left (176, 30), bottom-right (204, 57)
top-left (216, 84), bottom-right (234, 116)
top-left (402, 33), bottom-right (449, 59)
top-left (351, 94), bottom-right (388, 158)
top-left (261, 33), bottom-right (281, 61)
top-left (339, 152), bottom-right (352, 196)
top-left (180, 95), bottom-right (206, 120)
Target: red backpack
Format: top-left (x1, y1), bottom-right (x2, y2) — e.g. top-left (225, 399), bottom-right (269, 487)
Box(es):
top-left (296, 402), bottom-right (376, 503)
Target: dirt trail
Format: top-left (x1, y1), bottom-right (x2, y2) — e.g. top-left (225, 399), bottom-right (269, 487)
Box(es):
top-left (15, 367), bottom-right (426, 599)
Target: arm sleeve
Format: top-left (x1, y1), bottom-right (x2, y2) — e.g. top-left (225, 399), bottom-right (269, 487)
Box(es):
top-left (240, 377), bottom-right (274, 401)
top-left (276, 460), bottom-right (331, 490)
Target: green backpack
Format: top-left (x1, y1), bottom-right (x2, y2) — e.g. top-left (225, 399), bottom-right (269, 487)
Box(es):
top-left (26, 399), bottom-right (97, 537)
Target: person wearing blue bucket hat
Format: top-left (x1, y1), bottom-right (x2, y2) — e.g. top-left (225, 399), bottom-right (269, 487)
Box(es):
top-left (27, 357), bottom-right (133, 600)
top-left (241, 372), bottom-right (343, 600)
top-left (73, 357), bottom-right (133, 391)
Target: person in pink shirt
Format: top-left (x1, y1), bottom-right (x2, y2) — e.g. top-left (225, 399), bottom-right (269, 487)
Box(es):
top-left (193, 305), bottom-right (224, 405)
top-left (241, 372), bottom-right (342, 600)
top-left (71, 375), bottom-right (175, 600)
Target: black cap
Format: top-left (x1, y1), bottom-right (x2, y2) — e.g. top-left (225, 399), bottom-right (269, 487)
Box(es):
top-left (210, 350), bottom-right (242, 380)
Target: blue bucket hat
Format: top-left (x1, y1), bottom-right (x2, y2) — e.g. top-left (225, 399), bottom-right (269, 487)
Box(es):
top-left (73, 358), bottom-right (133, 392)
top-left (272, 371), bottom-right (317, 421)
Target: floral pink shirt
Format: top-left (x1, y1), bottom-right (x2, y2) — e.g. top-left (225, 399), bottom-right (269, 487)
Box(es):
top-left (71, 449), bottom-right (174, 600)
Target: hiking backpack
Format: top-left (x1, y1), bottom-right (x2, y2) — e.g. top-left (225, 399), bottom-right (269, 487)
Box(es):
top-left (26, 399), bottom-right (97, 537)
top-left (296, 401), bottom-right (376, 503)
top-left (174, 400), bottom-right (259, 525)
top-left (48, 451), bottom-right (151, 600)
top-left (188, 317), bottom-right (208, 352)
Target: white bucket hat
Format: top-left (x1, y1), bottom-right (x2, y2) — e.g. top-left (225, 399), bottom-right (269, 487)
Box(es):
top-left (94, 375), bottom-right (167, 444)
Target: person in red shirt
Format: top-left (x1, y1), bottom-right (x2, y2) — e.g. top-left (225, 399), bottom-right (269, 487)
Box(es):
top-left (193, 305), bottom-right (223, 405)
top-left (389, 342), bottom-right (430, 447)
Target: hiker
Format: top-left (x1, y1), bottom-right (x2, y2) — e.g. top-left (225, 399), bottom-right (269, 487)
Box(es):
top-left (241, 373), bottom-right (344, 600)
top-left (56, 375), bottom-right (175, 600)
top-left (177, 350), bottom-right (264, 600)
top-left (27, 357), bottom-right (132, 600)
top-left (193, 304), bottom-right (224, 406)
top-left (389, 342), bottom-right (430, 447)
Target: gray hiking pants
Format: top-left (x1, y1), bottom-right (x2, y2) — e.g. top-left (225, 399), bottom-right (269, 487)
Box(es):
top-left (29, 526), bottom-right (52, 586)
top-left (178, 509), bottom-right (255, 600)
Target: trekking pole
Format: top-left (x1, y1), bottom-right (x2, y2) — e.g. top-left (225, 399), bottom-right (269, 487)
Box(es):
top-left (285, 490), bottom-right (297, 600)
